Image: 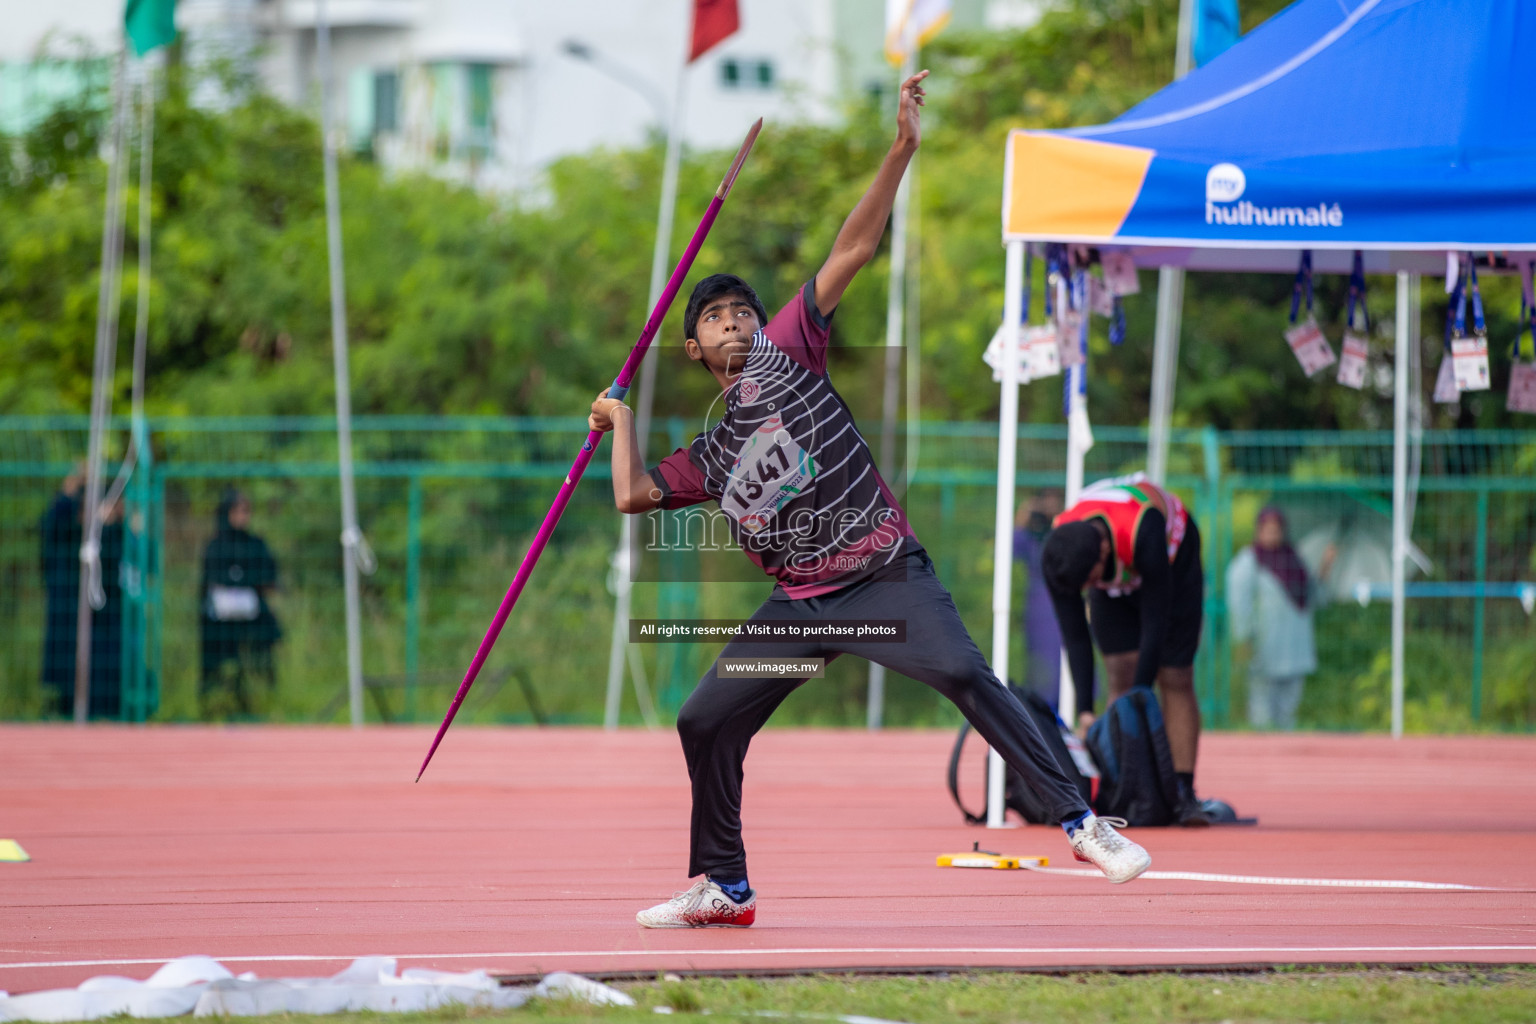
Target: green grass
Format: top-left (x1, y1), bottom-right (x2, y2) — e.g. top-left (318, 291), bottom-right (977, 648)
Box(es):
top-left (184, 967), bottom-right (1536, 1024)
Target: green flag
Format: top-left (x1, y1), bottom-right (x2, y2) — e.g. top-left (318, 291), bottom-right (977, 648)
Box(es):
top-left (125, 0), bottom-right (177, 56)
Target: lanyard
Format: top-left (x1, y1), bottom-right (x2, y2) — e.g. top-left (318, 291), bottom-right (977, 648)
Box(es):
top-left (1109, 295), bottom-right (1126, 345)
top-left (1020, 247), bottom-right (1034, 323)
top-left (1443, 273), bottom-right (1463, 353)
top-left (1289, 249), bottom-right (1313, 323)
top-left (1454, 253), bottom-right (1486, 338)
top-left (1346, 250), bottom-right (1370, 333)
top-left (1520, 260), bottom-right (1536, 362)
top-left (1062, 268), bottom-right (1088, 417)
top-left (1043, 243), bottom-right (1067, 318)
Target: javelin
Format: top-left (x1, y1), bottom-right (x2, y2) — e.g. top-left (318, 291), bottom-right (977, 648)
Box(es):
top-left (416, 118), bottom-right (764, 782)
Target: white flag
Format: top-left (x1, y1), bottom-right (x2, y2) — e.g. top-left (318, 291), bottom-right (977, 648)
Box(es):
top-left (885, 0), bottom-right (951, 64)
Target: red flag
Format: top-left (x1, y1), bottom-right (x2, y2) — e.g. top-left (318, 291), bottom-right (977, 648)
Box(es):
top-left (689, 0), bottom-right (739, 62)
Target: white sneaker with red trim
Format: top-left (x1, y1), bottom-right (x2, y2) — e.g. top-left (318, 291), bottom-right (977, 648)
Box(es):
top-left (1070, 814), bottom-right (1152, 884)
top-left (636, 879), bottom-right (756, 928)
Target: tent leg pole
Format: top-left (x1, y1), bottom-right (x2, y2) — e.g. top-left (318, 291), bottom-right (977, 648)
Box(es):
top-left (988, 240), bottom-right (1026, 828)
top-left (1057, 361), bottom-right (1089, 726)
top-left (1147, 266), bottom-right (1184, 486)
top-left (1391, 271), bottom-right (1410, 740)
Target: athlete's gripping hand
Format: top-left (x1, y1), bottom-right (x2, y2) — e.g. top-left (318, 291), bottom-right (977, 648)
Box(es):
top-left (589, 389), bottom-right (630, 433)
top-left (895, 69), bottom-right (928, 150)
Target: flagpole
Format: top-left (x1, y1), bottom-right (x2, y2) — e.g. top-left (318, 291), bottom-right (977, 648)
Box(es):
top-left (75, 44), bottom-right (132, 723)
top-left (103, 57), bottom-right (158, 532)
top-left (315, 0), bottom-right (373, 727)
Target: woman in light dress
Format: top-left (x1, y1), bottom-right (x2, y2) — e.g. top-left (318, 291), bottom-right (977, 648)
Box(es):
top-left (1226, 506), bottom-right (1335, 730)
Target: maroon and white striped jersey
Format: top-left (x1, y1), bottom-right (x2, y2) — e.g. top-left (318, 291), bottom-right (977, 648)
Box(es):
top-left (649, 281), bottom-right (919, 598)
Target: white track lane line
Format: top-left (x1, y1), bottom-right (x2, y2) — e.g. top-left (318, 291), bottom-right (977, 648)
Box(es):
top-left (1020, 864), bottom-right (1497, 890)
top-left (5, 946), bottom-right (1536, 972)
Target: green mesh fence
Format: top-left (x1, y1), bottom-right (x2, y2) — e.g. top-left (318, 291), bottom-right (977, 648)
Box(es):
top-left (2, 417), bottom-right (1532, 730)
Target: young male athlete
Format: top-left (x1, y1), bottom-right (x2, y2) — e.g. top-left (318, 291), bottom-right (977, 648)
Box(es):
top-left (1040, 473), bottom-right (1210, 825)
top-left (588, 71), bottom-right (1150, 929)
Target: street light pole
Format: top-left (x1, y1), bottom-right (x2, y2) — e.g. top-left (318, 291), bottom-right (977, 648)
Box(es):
top-left (317, 0), bottom-right (373, 727)
top-left (563, 39), bottom-right (681, 730)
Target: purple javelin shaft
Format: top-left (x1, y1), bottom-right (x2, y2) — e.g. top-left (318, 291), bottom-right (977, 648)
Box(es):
top-left (417, 119), bottom-right (763, 781)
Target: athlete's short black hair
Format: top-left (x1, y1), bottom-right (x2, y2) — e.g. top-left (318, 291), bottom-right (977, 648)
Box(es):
top-left (683, 274), bottom-right (768, 343)
top-left (1041, 520), bottom-right (1104, 595)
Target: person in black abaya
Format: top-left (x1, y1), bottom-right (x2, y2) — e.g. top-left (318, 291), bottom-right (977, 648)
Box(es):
top-left (200, 489), bottom-right (282, 716)
top-left (40, 467), bottom-right (125, 719)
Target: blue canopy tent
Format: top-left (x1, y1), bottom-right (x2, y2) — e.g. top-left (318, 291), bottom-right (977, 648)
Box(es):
top-left (1004, 0), bottom-right (1536, 264)
top-left (980, 0), bottom-right (1536, 822)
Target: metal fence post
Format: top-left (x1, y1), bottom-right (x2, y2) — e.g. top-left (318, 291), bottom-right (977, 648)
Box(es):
top-left (1217, 466), bottom-right (1235, 726)
top-left (1472, 487), bottom-right (1488, 722)
top-left (150, 468), bottom-right (165, 719)
top-left (124, 420), bottom-right (154, 721)
top-left (939, 481), bottom-right (956, 584)
top-left (1199, 425), bottom-right (1223, 725)
top-left (406, 474), bottom-right (422, 720)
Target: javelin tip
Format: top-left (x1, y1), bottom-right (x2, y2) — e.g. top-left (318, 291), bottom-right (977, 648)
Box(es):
top-left (716, 117), bottom-right (763, 199)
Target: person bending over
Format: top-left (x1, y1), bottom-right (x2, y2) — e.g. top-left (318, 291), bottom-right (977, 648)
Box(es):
top-left (1041, 472), bottom-right (1210, 826)
top-left (588, 71), bottom-right (1151, 928)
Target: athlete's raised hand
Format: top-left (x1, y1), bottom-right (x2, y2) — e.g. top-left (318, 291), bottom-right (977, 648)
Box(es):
top-left (813, 71), bottom-right (931, 316)
top-left (895, 70), bottom-right (928, 150)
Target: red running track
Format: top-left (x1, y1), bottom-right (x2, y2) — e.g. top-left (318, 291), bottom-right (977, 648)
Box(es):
top-left (2, 725), bottom-right (1533, 993)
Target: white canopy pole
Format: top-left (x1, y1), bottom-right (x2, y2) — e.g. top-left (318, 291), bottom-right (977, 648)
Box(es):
top-left (1056, 307), bottom-right (1091, 724)
top-left (1390, 271), bottom-right (1415, 739)
top-left (603, 58), bottom-right (686, 731)
top-left (1146, 266), bottom-right (1184, 485)
top-left (988, 239), bottom-right (1026, 827)
top-left (1148, 0), bottom-right (1195, 484)
top-left (316, 0), bottom-right (371, 727)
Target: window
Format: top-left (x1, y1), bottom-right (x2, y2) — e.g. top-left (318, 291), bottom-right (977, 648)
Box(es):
top-left (373, 70), bottom-right (399, 133)
top-left (427, 62), bottom-right (495, 162)
top-left (464, 63), bottom-right (494, 159)
top-left (719, 58), bottom-right (775, 91)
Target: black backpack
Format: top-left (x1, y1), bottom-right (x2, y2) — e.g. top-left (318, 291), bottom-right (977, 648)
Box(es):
top-left (947, 684), bottom-right (1093, 825)
top-left (1084, 687), bottom-right (1183, 826)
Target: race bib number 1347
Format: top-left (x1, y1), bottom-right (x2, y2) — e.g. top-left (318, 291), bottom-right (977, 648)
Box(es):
top-left (725, 416), bottom-right (818, 534)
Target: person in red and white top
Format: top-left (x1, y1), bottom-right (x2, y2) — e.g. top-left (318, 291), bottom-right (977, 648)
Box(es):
top-left (588, 72), bottom-right (1152, 929)
top-left (1041, 473), bottom-right (1209, 825)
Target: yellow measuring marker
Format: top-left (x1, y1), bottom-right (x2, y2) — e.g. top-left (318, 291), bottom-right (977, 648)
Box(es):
top-left (0, 839), bottom-right (30, 862)
top-left (937, 842), bottom-right (1047, 870)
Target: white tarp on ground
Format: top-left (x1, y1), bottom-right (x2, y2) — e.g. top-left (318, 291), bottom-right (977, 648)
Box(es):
top-left (0, 956), bottom-right (633, 1022)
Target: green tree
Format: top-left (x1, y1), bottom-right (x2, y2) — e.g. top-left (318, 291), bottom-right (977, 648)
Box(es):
top-left (1, 0), bottom-right (1530, 431)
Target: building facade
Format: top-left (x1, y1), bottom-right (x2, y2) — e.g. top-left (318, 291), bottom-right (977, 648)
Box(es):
top-left (3, 0), bottom-right (1038, 190)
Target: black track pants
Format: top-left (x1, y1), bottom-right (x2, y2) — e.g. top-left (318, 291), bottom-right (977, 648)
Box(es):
top-left (678, 551), bottom-right (1089, 879)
